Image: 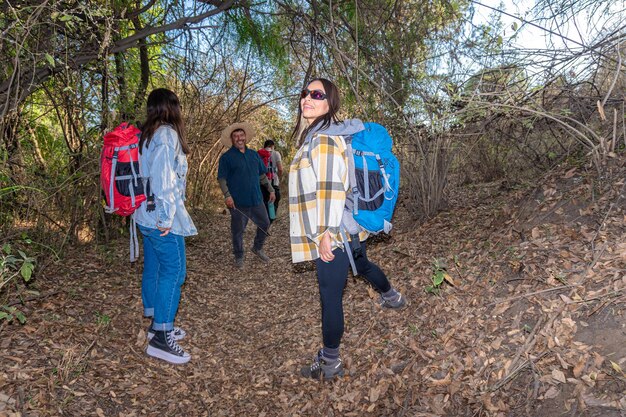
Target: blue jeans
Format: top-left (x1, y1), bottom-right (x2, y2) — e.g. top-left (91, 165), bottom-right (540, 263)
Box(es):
top-left (314, 241), bottom-right (391, 349)
top-left (138, 224), bottom-right (187, 331)
top-left (229, 204), bottom-right (270, 259)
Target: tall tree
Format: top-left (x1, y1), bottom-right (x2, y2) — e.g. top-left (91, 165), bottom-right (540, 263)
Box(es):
top-left (0, 0), bottom-right (237, 123)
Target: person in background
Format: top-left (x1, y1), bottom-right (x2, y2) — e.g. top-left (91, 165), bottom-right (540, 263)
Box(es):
top-left (257, 139), bottom-right (283, 222)
top-left (289, 78), bottom-right (407, 380)
top-left (217, 122), bottom-right (275, 268)
top-left (134, 88), bottom-right (197, 365)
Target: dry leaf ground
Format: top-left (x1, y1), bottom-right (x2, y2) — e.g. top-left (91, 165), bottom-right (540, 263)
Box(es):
top-left (1, 160), bottom-right (625, 416)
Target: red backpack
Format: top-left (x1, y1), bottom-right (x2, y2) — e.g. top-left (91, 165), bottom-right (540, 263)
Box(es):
top-left (257, 148), bottom-right (274, 181)
top-left (100, 123), bottom-right (147, 217)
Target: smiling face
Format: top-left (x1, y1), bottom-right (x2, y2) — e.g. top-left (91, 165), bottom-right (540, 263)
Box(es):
top-left (301, 80), bottom-right (329, 123)
top-left (231, 129), bottom-right (247, 152)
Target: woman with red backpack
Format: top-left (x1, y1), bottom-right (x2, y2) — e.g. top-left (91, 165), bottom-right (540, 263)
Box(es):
top-left (133, 88), bottom-right (197, 364)
top-left (289, 78), bottom-right (407, 380)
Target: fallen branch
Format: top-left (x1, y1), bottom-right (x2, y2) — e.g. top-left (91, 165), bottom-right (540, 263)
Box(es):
top-left (493, 301), bottom-right (568, 392)
top-left (488, 351), bottom-right (550, 392)
top-left (392, 248), bottom-right (411, 257)
top-left (355, 318), bottom-right (378, 346)
top-left (77, 339), bottom-right (97, 364)
top-left (489, 285), bottom-right (576, 306)
top-left (7, 290), bottom-right (60, 307)
top-left (507, 315), bottom-right (544, 376)
top-left (586, 289), bottom-right (626, 316)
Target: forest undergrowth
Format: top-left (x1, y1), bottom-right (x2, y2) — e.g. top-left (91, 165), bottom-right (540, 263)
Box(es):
top-left (0, 157), bottom-right (624, 416)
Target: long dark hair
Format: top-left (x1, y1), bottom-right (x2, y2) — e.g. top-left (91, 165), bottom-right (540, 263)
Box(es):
top-left (291, 78), bottom-right (341, 146)
top-left (139, 88), bottom-right (190, 154)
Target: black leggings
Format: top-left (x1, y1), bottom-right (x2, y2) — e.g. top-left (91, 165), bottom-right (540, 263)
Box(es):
top-left (314, 240), bottom-right (391, 349)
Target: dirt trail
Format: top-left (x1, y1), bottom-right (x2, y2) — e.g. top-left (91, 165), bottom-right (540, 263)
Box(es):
top-left (1, 163), bottom-right (625, 416)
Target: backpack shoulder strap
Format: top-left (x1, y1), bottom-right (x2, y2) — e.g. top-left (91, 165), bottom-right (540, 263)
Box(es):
top-left (339, 226), bottom-right (359, 276)
top-left (345, 140), bottom-right (360, 215)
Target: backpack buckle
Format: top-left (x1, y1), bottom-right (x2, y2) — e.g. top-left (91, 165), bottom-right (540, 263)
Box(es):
top-left (350, 235), bottom-right (363, 259)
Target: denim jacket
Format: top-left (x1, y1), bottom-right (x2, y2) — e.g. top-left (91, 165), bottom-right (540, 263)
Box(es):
top-left (133, 125), bottom-right (197, 237)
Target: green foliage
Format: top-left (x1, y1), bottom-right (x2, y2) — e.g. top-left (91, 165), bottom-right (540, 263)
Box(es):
top-left (0, 305), bottom-right (26, 324)
top-left (95, 311), bottom-right (111, 326)
top-left (1, 243), bottom-right (36, 284)
top-left (425, 258), bottom-right (447, 295)
top-left (227, 6), bottom-right (289, 73)
top-left (0, 242), bottom-right (36, 324)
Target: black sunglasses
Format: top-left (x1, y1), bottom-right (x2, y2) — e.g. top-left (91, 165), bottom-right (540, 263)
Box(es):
top-left (300, 89), bottom-right (327, 100)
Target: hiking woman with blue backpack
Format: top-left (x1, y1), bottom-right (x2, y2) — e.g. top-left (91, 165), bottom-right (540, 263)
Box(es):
top-left (289, 78), bottom-right (407, 380)
top-left (133, 88), bottom-right (197, 364)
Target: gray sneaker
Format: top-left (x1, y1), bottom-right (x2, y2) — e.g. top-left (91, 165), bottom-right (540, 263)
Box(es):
top-left (251, 247), bottom-right (270, 263)
top-left (380, 292), bottom-right (407, 309)
top-left (235, 257), bottom-right (244, 269)
top-left (300, 351), bottom-right (345, 380)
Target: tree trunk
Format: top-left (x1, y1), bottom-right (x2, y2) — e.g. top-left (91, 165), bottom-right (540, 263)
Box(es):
top-left (101, 60), bottom-right (110, 133)
top-left (131, 15), bottom-right (151, 119)
top-left (1, 112), bottom-right (25, 184)
top-left (27, 123), bottom-right (47, 172)
top-left (114, 48), bottom-right (130, 121)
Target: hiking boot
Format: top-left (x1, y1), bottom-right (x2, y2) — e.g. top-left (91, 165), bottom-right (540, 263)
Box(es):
top-left (147, 326), bottom-right (186, 342)
top-left (300, 351), bottom-right (345, 380)
top-left (380, 291), bottom-right (407, 309)
top-left (146, 330), bottom-right (191, 364)
top-left (251, 247), bottom-right (270, 263)
top-left (235, 257), bottom-right (244, 269)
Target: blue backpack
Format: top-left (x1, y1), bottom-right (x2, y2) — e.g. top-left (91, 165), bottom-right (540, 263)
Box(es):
top-left (339, 122), bottom-right (400, 275)
top-left (345, 122), bottom-right (400, 234)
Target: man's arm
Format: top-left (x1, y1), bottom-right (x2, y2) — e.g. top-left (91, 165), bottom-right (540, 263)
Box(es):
top-left (260, 174), bottom-right (275, 193)
top-left (218, 177), bottom-right (235, 208)
top-left (218, 178), bottom-right (231, 198)
top-left (274, 151), bottom-right (284, 177)
top-left (276, 161), bottom-right (283, 177)
top-left (257, 152), bottom-right (276, 202)
top-left (260, 174), bottom-right (276, 202)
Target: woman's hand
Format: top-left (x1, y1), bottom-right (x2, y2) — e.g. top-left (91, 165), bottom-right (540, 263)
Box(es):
top-left (319, 231), bottom-right (335, 262)
top-left (225, 196), bottom-right (235, 209)
top-left (158, 226), bottom-right (171, 236)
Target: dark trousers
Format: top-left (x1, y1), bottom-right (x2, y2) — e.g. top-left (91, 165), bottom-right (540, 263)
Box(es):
top-left (314, 240), bottom-right (391, 349)
top-left (230, 204), bottom-right (270, 259)
top-left (261, 184), bottom-right (281, 223)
